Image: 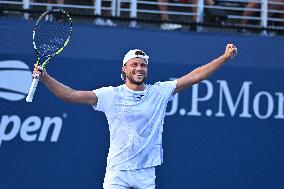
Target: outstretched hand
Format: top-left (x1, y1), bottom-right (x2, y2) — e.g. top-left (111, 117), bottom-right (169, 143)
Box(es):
top-left (224, 44), bottom-right (238, 59)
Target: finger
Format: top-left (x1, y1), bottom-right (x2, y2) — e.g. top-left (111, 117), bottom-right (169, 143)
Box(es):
top-left (33, 66), bottom-right (42, 74)
top-left (32, 72), bottom-right (39, 79)
top-left (232, 47), bottom-right (238, 56)
top-left (33, 70), bottom-right (39, 76)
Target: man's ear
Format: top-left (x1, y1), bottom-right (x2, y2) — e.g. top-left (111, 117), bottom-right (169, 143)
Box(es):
top-left (122, 66), bottom-right (125, 72)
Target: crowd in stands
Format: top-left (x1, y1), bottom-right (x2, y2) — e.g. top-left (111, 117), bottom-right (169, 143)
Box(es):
top-left (241, 0), bottom-right (284, 26)
top-left (1, 0), bottom-right (284, 31)
top-left (159, 0), bottom-right (216, 30)
top-left (158, 0), bottom-right (284, 30)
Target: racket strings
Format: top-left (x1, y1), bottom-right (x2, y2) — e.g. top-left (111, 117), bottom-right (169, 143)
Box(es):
top-left (35, 12), bottom-right (71, 57)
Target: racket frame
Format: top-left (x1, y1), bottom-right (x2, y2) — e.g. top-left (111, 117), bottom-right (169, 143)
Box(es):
top-left (26, 9), bottom-right (72, 102)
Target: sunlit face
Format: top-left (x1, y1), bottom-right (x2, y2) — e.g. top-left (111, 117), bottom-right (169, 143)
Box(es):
top-left (122, 58), bottom-right (148, 85)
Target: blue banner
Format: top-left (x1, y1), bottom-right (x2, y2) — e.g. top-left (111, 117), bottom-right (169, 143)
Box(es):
top-left (0, 18), bottom-right (284, 189)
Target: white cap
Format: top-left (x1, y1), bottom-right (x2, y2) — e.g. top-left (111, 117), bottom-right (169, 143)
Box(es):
top-left (122, 49), bottom-right (149, 66)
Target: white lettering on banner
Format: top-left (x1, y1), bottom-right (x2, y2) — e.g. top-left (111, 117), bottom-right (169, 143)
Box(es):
top-left (166, 79), bottom-right (284, 120)
top-left (253, 92), bottom-right (274, 119)
top-left (187, 80), bottom-right (213, 116)
top-left (275, 92), bottom-right (284, 119)
top-left (0, 115), bottom-right (64, 147)
top-left (216, 80), bottom-right (252, 118)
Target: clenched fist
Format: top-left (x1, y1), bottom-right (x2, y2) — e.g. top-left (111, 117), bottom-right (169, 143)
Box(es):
top-left (224, 44), bottom-right (238, 59)
top-left (32, 64), bottom-right (46, 79)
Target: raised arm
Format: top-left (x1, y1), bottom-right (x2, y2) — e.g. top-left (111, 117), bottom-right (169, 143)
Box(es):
top-left (33, 64), bottom-right (98, 105)
top-left (174, 44), bottom-right (237, 93)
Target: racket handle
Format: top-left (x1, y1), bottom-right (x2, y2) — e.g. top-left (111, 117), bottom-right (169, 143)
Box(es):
top-left (26, 77), bottom-right (39, 102)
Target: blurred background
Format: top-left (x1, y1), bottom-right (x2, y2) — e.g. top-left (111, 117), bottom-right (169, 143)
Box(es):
top-left (1, 0), bottom-right (284, 34)
top-left (0, 1), bottom-right (284, 189)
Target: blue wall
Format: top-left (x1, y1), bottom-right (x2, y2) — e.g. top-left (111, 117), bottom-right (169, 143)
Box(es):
top-left (0, 18), bottom-right (284, 189)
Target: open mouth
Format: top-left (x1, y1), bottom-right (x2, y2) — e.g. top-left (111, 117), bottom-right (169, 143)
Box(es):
top-left (133, 71), bottom-right (143, 77)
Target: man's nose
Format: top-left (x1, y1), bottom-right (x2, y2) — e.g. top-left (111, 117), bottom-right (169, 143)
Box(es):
top-left (136, 65), bottom-right (143, 70)
top-left (136, 64), bottom-right (145, 70)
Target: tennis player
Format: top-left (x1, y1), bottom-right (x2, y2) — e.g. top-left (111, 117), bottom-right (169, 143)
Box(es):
top-left (33, 44), bottom-right (237, 189)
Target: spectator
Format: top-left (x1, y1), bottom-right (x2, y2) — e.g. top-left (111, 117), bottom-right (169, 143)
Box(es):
top-left (159, 0), bottom-right (215, 30)
top-left (159, 0), bottom-right (182, 30)
top-left (240, 1), bottom-right (260, 26)
top-left (241, 0), bottom-right (284, 26)
top-left (191, 0), bottom-right (215, 23)
top-left (26, 0), bottom-right (64, 20)
top-left (93, 0), bottom-right (117, 26)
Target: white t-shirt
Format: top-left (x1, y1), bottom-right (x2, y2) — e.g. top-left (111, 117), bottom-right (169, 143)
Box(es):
top-left (93, 80), bottom-right (177, 170)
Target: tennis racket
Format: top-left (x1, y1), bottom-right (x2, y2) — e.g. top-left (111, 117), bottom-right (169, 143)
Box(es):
top-left (26, 9), bottom-right (72, 102)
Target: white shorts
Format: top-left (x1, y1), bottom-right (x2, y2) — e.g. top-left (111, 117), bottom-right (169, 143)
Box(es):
top-left (103, 167), bottom-right (156, 189)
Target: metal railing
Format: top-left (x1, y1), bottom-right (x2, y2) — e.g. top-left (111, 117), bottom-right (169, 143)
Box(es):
top-left (1, 0), bottom-right (284, 31)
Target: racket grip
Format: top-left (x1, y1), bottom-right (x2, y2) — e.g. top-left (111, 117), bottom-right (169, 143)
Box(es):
top-left (26, 77), bottom-right (40, 102)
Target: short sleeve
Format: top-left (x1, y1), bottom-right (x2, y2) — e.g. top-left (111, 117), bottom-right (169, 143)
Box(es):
top-left (154, 80), bottom-right (177, 101)
top-left (92, 86), bottom-right (114, 112)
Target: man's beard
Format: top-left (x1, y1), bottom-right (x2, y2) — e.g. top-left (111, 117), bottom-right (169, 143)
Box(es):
top-left (126, 74), bottom-right (147, 85)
